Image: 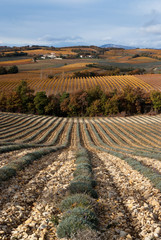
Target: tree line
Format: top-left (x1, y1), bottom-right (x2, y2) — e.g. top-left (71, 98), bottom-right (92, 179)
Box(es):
top-left (0, 65), bottom-right (19, 75)
top-left (0, 80), bottom-right (161, 116)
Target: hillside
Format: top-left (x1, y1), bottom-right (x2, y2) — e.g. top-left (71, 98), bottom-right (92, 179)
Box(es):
top-left (0, 72), bottom-right (159, 96)
top-left (0, 112), bottom-right (161, 239)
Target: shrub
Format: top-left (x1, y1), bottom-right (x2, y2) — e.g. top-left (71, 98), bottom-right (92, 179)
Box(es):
top-left (0, 170), bottom-right (8, 181)
top-left (156, 182), bottom-right (161, 191)
top-left (21, 155), bottom-right (34, 164)
top-left (69, 181), bottom-right (98, 199)
top-left (57, 207), bottom-right (98, 238)
top-left (76, 163), bottom-right (92, 172)
top-left (72, 176), bottom-right (97, 187)
top-left (57, 215), bottom-right (93, 238)
top-left (8, 159), bottom-right (27, 171)
top-left (0, 166), bottom-right (16, 181)
top-left (73, 168), bottom-right (92, 178)
top-left (63, 207), bottom-right (98, 224)
top-left (75, 156), bottom-right (91, 164)
top-left (60, 194), bottom-right (94, 212)
top-left (76, 149), bottom-right (88, 158)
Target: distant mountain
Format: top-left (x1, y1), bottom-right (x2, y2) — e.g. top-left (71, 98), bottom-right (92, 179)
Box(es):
top-left (100, 44), bottom-right (136, 49)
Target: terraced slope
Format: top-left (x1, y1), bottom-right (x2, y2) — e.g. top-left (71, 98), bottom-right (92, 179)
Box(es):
top-left (0, 112), bottom-right (161, 239)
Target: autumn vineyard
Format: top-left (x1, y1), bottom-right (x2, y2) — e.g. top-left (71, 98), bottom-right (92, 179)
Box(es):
top-left (0, 112), bottom-right (161, 239)
top-left (1, 45), bottom-right (161, 239)
top-left (0, 74), bottom-right (161, 95)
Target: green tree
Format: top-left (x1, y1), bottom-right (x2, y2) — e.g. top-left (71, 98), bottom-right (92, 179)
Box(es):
top-left (87, 86), bottom-right (103, 105)
top-left (86, 99), bottom-right (102, 116)
top-left (150, 90), bottom-right (161, 112)
top-left (45, 95), bottom-right (60, 116)
top-left (0, 66), bottom-right (7, 75)
top-left (6, 92), bottom-right (22, 112)
top-left (105, 95), bottom-right (119, 115)
top-left (60, 92), bottom-right (69, 103)
top-left (8, 65), bottom-right (19, 74)
top-left (34, 92), bottom-right (48, 115)
top-left (16, 80), bottom-right (34, 113)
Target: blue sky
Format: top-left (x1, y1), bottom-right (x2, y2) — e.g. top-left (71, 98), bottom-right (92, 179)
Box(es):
top-left (1, 0), bottom-right (161, 48)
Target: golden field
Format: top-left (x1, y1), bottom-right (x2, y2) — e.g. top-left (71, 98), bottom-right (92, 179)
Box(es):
top-left (0, 71), bottom-right (156, 96)
top-left (0, 58), bottom-right (33, 66)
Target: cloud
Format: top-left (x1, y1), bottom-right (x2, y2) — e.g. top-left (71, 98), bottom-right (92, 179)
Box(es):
top-left (141, 24), bottom-right (161, 35)
top-left (143, 10), bottom-right (159, 27)
top-left (140, 8), bottom-right (161, 36)
top-left (37, 35), bottom-right (84, 44)
top-left (100, 36), bottom-right (112, 42)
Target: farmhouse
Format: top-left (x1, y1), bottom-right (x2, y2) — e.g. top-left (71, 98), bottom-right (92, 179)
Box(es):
top-left (41, 52), bottom-right (56, 59)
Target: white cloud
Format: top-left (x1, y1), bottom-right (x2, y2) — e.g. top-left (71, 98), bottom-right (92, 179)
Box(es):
top-left (141, 24), bottom-right (161, 35)
top-left (38, 35), bottom-right (83, 43)
top-left (0, 36), bottom-right (42, 46)
top-left (37, 35), bottom-right (84, 46)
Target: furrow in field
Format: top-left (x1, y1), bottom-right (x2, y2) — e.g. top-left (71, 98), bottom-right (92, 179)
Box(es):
top-left (1, 117), bottom-right (55, 142)
top-left (0, 148), bottom-right (41, 168)
top-left (80, 121), bottom-right (161, 240)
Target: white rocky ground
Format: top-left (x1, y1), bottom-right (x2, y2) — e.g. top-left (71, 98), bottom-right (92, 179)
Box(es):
top-left (94, 151), bottom-right (161, 240)
top-left (0, 150), bottom-right (75, 240)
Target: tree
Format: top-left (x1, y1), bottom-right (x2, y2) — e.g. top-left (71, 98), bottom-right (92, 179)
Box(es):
top-left (77, 91), bottom-right (88, 115)
top-left (150, 90), bottom-right (161, 112)
top-left (0, 93), bottom-right (7, 111)
top-left (6, 92), bottom-right (22, 112)
top-left (0, 66), bottom-right (7, 75)
top-left (121, 86), bottom-right (138, 114)
top-left (34, 92), bottom-right (48, 115)
top-left (60, 98), bottom-right (70, 116)
top-left (105, 95), bottom-right (119, 115)
top-left (45, 95), bottom-right (60, 116)
top-left (59, 92), bottom-right (69, 103)
top-left (16, 80), bottom-right (34, 113)
top-left (67, 90), bottom-right (88, 116)
top-left (86, 99), bottom-right (102, 116)
top-left (87, 86), bottom-right (103, 105)
top-left (7, 65), bottom-right (19, 74)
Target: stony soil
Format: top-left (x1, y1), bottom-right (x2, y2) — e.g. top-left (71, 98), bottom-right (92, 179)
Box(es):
top-left (0, 115), bottom-right (161, 240)
top-left (0, 149), bottom-right (75, 240)
top-left (94, 151), bottom-right (161, 240)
